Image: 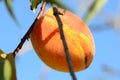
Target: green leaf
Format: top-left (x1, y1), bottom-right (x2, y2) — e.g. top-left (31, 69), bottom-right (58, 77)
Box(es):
top-left (30, 0), bottom-right (42, 13)
top-left (0, 49), bottom-right (4, 54)
top-left (0, 49), bottom-right (5, 80)
top-left (0, 57), bottom-right (5, 80)
top-left (29, 0), bottom-right (71, 13)
top-left (0, 53), bottom-right (17, 80)
top-left (83, 0), bottom-right (108, 24)
top-left (4, 59), bottom-right (12, 80)
top-left (6, 53), bottom-right (17, 80)
top-left (45, 0), bottom-right (71, 11)
top-left (4, 0), bottom-right (20, 26)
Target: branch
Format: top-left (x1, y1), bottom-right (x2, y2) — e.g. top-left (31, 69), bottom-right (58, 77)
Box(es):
top-left (53, 7), bottom-right (77, 80)
top-left (13, 2), bottom-right (46, 56)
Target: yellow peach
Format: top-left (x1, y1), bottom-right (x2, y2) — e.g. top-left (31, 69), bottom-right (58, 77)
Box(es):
top-left (30, 8), bottom-right (95, 72)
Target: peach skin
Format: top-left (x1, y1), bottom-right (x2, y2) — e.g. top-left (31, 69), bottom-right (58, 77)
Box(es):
top-left (30, 8), bottom-right (95, 72)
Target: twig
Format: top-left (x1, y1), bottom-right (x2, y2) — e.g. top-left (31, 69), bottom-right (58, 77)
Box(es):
top-left (53, 7), bottom-right (77, 80)
top-left (13, 2), bottom-right (46, 56)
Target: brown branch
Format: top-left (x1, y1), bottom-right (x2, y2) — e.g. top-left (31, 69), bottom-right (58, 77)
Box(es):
top-left (13, 2), bottom-right (46, 56)
top-left (53, 7), bottom-right (77, 80)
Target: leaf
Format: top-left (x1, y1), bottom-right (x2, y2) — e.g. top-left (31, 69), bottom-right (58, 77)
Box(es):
top-left (29, 0), bottom-right (72, 13)
top-left (0, 57), bottom-right (5, 80)
top-left (0, 49), bottom-right (7, 59)
top-left (0, 49), bottom-right (4, 54)
top-left (4, 59), bottom-right (12, 80)
top-left (4, 0), bottom-right (20, 26)
top-left (0, 52), bottom-right (17, 80)
top-left (30, 0), bottom-right (42, 13)
top-left (45, 0), bottom-right (71, 11)
top-left (6, 53), bottom-right (17, 80)
top-left (83, 0), bottom-right (108, 24)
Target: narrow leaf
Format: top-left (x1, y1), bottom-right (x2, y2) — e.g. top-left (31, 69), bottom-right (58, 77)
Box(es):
top-left (30, 0), bottom-right (42, 13)
top-left (45, 0), bottom-right (71, 11)
top-left (4, 59), bottom-right (12, 80)
top-left (83, 0), bottom-right (108, 24)
top-left (0, 57), bottom-right (5, 80)
top-left (0, 52), bottom-right (17, 80)
top-left (4, 0), bottom-right (20, 26)
top-left (0, 49), bottom-right (4, 54)
top-left (6, 53), bottom-right (17, 80)
top-left (29, 0), bottom-right (72, 13)
top-left (0, 50), bottom-right (5, 80)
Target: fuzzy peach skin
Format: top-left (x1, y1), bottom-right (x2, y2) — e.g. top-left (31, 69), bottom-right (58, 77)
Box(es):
top-left (30, 8), bottom-right (95, 72)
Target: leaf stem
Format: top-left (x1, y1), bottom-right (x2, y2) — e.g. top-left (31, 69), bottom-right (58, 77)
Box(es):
top-left (13, 2), bottom-right (46, 56)
top-left (53, 7), bottom-right (77, 80)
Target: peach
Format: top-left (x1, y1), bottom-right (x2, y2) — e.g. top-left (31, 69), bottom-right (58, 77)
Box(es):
top-left (30, 8), bottom-right (95, 72)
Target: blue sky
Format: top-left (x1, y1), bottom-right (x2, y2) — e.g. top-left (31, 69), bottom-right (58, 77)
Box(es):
top-left (0, 0), bottom-right (120, 80)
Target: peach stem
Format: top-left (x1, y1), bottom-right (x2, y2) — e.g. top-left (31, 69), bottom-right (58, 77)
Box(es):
top-left (13, 2), bottom-right (46, 56)
top-left (53, 7), bottom-right (77, 80)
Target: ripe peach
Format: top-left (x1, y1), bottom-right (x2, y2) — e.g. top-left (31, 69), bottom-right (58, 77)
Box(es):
top-left (30, 8), bottom-right (95, 72)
